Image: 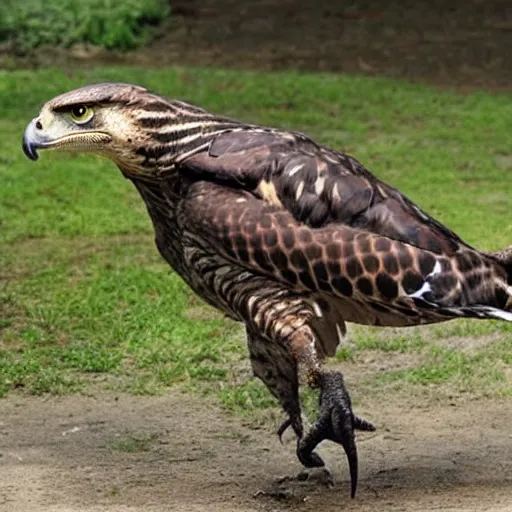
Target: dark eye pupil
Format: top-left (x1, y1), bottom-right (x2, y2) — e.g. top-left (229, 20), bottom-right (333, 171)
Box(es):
top-left (72, 106), bottom-right (86, 117)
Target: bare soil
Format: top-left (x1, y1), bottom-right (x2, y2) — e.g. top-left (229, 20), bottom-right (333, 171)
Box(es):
top-left (1, 388), bottom-right (512, 512)
top-left (8, 0), bottom-right (512, 91)
top-left (146, 0), bottom-right (512, 90)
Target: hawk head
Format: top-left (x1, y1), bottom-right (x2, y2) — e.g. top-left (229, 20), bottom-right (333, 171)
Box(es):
top-left (22, 82), bottom-right (210, 177)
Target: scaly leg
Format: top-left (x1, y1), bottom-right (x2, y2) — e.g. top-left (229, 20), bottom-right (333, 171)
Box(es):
top-left (297, 371), bottom-right (375, 497)
top-left (246, 328), bottom-right (303, 441)
top-left (287, 325), bottom-right (376, 498)
top-left (215, 273), bottom-right (375, 497)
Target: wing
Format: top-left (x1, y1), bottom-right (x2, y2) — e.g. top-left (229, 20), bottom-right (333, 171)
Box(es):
top-left (180, 129), bottom-right (468, 256)
top-left (178, 181), bottom-right (511, 332)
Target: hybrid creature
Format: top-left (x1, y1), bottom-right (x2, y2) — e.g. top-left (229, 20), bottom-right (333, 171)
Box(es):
top-left (23, 83), bottom-right (512, 497)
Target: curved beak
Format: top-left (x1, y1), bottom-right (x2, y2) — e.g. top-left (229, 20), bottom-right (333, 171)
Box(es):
top-left (22, 118), bottom-right (56, 161)
top-left (22, 117), bottom-right (112, 161)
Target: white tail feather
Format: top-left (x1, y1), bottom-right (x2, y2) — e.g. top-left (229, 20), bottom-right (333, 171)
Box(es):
top-left (471, 307), bottom-right (512, 322)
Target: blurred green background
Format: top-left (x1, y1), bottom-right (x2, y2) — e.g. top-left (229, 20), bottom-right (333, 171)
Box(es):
top-left (0, 0), bottom-right (170, 53)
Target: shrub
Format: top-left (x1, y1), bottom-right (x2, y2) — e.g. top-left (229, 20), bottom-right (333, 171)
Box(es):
top-left (0, 0), bottom-right (171, 54)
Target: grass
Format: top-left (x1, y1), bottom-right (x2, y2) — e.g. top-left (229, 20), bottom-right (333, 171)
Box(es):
top-left (0, 0), bottom-right (170, 54)
top-left (1, 66), bottom-right (511, 414)
top-left (110, 433), bottom-right (158, 453)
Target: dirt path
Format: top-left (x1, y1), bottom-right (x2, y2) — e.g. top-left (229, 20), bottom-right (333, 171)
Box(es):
top-left (5, 0), bottom-right (512, 90)
top-left (1, 390), bottom-right (512, 512)
top-left (146, 0), bottom-right (512, 90)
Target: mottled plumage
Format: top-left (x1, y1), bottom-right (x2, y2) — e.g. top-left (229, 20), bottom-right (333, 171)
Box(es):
top-left (23, 83), bottom-right (512, 499)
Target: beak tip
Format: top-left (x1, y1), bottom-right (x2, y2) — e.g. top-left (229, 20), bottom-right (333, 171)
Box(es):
top-left (22, 137), bottom-right (39, 161)
top-left (22, 118), bottom-right (43, 161)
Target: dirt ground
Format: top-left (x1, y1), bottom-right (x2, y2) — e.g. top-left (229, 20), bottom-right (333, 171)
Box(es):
top-left (1, 388), bottom-right (512, 512)
top-left (145, 0), bottom-right (512, 90)
top-left (10, 0), bottom-right (512, 91)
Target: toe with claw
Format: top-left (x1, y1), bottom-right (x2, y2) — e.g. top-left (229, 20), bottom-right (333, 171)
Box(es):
top-left (296, 371), bottom-right (375, 498)
top-left (277, 414), bottom-right (303, 443)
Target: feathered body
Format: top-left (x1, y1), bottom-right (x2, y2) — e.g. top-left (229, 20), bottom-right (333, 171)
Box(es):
top-left (121, 88), bottom-right (511, 332)
top-left (23, 83), bottom-right (512, 497)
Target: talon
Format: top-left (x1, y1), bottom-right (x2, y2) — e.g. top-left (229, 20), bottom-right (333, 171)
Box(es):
top-left (354, 415), bottom-right (376, 432)
top-left (277, 414), bottom-right (303, 443)
top-left (296, 371), bottom-right (372, 499)
top-left (297, 418), bottom-right (327, 468)
top-left (331, 405), bottom-right (358, 499)
top-left (277, 418), bottom-right (291, 443)
top-left (297, 436), bottom-right (326, 468)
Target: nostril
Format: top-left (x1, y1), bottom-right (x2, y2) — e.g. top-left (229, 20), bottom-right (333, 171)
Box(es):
top-left (35, 120), bottom-right (42, 130)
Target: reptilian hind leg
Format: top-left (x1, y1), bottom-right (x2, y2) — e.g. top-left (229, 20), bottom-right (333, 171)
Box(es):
top-left (229, 279), bottom-right (374, 497)
top-left (246, 329), bottom-right (303, 441)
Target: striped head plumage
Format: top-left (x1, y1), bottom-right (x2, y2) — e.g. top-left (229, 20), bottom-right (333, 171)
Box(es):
top-left (22, 82), bottom-right (240, 177)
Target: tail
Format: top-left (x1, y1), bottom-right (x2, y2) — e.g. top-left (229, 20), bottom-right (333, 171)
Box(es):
top-left (416, 303), bottom-right (512, 323)
top-left (409, 246), bottom-right (512, 323)
top-left (468, 245), bottom-right (512, 321)
top-left (464, 306), bottom-right (512, 322)
top-left (487, 245), bottom-right (512, 285)
top-left (465, 246), bottom-right (512, 321)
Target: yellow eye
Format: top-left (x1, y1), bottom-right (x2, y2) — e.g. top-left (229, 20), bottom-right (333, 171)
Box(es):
top-left (70, 105), bottom-right (94, 124)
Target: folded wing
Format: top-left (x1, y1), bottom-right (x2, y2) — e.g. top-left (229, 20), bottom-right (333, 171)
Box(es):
top-left (179, 181), bottom-right (512, 333)
top-left (181, 129), bottom-right (468, 256)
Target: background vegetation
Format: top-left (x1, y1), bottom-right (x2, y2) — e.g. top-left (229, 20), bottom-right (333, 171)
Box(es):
top-left (0, 0), bottom-right (170, 54)
top-left (1, 67), bottom-right (511, 419)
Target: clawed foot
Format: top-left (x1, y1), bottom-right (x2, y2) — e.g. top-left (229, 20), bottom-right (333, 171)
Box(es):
top-left (276, 414), bottom-right (303, 443)
top-left (296, 371), bottom-right (375, 498)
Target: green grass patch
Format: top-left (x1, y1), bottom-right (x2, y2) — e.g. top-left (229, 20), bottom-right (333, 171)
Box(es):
top-left (1, 66), bottom-right (511, 412)
top-left (218, 380), bottom-right (279, 413)
top-left (349, 327), bottom-right (426, 353)
top-left (378, 339), bottom-right (512, 397)
top-left (110, 433), bottom-right (157, 453)
top-left (0, 0), bottom-right (170, 54)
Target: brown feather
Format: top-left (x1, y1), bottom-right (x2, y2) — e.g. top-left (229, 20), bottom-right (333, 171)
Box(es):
top-left (182, 130), bottom-right (465, 255)
top-left (179, 181), bottom-right (511, 331)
